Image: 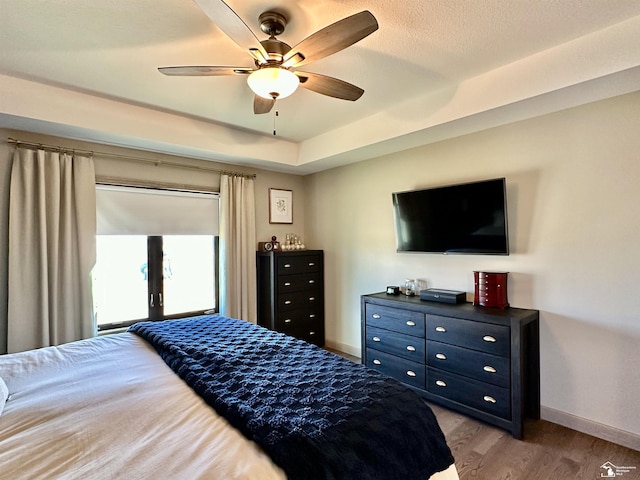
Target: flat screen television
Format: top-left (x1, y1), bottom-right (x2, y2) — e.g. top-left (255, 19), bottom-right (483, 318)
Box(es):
top-left (392, 177), bottom-right (509, 255)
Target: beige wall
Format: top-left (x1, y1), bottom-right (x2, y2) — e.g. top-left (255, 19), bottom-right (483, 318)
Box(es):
top-left (0, 128), bottom-right (307, 352)
top-left (305, 91), bottom-right (640, 443)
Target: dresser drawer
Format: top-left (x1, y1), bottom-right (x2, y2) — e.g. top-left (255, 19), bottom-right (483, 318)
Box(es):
top-left (279, 316), bottom-right (324, 345)
top-left (278, 272), bottom-right (321, 293)
top-left (277, 307), bottom-right (321, 328)
top-left (427, 367), bottom-right (511, 419)
top-left (427, 340), bottom-right (510, 388)
top-left (476, 278), bottom-right (505, 287)
top-left (427, 315), bottom-right (510, 357)
top-left (295, 327), bottom-right (324, 346)
top-left (365, 304), bottom-right (425, 337)
top-left (277, 255), bottom-right (321, 275)
top-left (366, 326), bottom-right (426, 363)
top-left (278, 290), bottom-right (322, 312)
top-left (366, 348), bottom-right (425, 389)
top-left (475, 271), bottom-right (507, 282)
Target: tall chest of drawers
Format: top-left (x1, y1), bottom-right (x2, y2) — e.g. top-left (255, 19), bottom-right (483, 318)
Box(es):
top-left (257, 250), bottom-right (324, 346)
top-left (361, 292), bottom-right (539, 438)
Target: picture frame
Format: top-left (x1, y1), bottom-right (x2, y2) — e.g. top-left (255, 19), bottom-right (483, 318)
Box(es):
top-left (269, 188), bottom-right (293, 224)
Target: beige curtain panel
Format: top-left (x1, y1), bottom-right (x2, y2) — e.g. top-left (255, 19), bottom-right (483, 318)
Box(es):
top-left (8, 147), bottom-right (96, 353)
top-left (219, 174), bottom-right (257, 323)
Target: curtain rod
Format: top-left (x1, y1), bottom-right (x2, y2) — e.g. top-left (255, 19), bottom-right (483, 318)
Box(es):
top-left (7, 137), bottom-right (256, 179)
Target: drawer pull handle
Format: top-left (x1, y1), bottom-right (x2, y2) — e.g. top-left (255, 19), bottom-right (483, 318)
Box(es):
top-left (406, 345), bottom-right (416, 352)
top-left (435, 353), bottom-right (447, 360)
top-left (284, 263), bottom-right (291, 268)
top-left (309, 314), bottom-right (316, 319)
top-left (435, 380), bottom-right (447, 387)
top-left (309, 296), bottom-right (316, 301)
top-left (483, 395), bottom-right (497, 404)
top-left (373, 359), bottom-right (381, 365)
top-left (309, 280), bottom-right (315, 284)
top-left (435, 326), bottom-right (446, 333)
top-left (372, 314), bottom-right (381, 319)
top-left (372, 336), bottom-right (381, 342)
top-left (406, 370), bottom-right (417, 377)
top-left (309, 331), bottom-right (316, 335)
top-left (483, 335), bottom-right (497, 343)
top-left (284, 282), bottom-right (291, 286)
top-left (284, 300), bottom-right (292, 305)
top-left (284, 319), bottom-right (292, 323)
top-left (483, 365), bottom-right (497, 373)
top-left (308, 262), bottom-right (315, 266)
top-left (406, 321), bottom-right (416, 327)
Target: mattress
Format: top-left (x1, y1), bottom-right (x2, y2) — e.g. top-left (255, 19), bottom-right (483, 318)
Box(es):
top-left (0, 331), bottom-right (459, 480)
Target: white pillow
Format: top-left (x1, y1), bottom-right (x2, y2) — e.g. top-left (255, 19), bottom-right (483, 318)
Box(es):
top-left (0, 376), bottom-right (8, 416)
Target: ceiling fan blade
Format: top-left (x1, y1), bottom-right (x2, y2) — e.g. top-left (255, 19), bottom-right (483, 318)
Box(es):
top-left (296, 71), bottom-right (364, 101)
top-left (282, 11), bottom-right (378, 68)
top-left (254, 95), bottom-right (275, 114)
top-left (158, 66), bottom-right (253, 76)
top-left (194, 0), bottom-right (269, 59)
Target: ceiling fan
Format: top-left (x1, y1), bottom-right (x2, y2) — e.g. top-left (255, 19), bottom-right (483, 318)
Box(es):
top-left (158, 0), bottom-right (378, 114)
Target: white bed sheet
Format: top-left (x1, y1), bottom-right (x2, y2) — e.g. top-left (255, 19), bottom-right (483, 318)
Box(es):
top-left (0, 333), bottom-right (286, 480)
top-left (0, 332), bottom-right (458, 480)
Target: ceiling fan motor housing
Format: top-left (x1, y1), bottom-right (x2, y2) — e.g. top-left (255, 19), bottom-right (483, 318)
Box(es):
top-left (259, 11), bottom-right (287, 36)
top-left (258, 12), bottom-right (292, 64)
top-left (260, 38), bottom-right (292, 64)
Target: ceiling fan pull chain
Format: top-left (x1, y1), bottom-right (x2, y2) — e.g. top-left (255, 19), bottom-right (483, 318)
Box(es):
top-left (273, 110), bottom-right (279, 136)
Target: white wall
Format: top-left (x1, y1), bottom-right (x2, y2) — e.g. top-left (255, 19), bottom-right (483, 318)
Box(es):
top-left (304, 91), bottom-right (640, 444)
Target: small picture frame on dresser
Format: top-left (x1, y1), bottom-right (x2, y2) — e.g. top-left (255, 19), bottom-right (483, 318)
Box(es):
top-left (269, 188), bottom-right (293, 224)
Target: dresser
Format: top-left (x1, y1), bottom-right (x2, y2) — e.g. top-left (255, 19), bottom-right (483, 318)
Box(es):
top-left (361, 292), bottom-right (539, 438)
top-left (257, 250), bottom-right (324, 346)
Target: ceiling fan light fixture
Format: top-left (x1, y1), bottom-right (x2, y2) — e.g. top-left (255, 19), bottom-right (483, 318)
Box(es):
top-left (247, 67), bottom-right (299, 99)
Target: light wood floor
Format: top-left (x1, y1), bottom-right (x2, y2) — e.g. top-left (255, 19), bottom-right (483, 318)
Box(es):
top-left (429, 402), bottom-right (640, 480)
top-left (326, 349), bottom-right (640, 480)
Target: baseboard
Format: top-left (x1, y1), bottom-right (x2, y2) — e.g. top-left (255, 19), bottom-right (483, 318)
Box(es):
top-left (324, 340), bottom-right (361, 360)
top-left (541, 406), bottom-right (640, 451)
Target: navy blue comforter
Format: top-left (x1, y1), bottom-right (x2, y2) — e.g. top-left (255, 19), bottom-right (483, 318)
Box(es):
top-left (130, 315), bottom-right (454, 480)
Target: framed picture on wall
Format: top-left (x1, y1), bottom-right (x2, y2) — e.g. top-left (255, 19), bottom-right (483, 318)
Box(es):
top-left (269, 188), bottom-right (293, 224)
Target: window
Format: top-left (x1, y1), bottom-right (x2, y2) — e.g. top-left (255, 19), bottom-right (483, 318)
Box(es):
top-left (93, 185), bottom-right (219, 330)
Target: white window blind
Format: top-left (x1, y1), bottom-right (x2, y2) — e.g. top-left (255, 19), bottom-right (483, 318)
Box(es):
top-left (96, 185), bottom-right (219, 235)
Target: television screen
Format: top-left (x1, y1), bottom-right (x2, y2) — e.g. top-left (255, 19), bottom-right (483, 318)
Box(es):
top-left (392, 178), bottom-right (509, 255)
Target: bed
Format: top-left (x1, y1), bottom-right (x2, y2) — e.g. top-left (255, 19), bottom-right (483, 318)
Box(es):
top-left (0, 315), bottom-right (458, 480)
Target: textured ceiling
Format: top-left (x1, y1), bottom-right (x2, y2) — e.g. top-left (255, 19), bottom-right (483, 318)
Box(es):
top-left (1, 0), bottom-right (640, 173)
